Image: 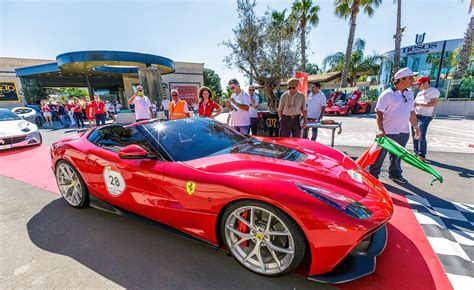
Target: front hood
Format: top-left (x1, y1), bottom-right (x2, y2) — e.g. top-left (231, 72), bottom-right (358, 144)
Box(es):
top-left (184, 138), bottom-right (374, 201)
top-left (0, 120), bottom-right (37, 137)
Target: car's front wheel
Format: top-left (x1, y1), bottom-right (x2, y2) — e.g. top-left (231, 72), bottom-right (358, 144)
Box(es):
top-left (55, 160), bottom-right (89, 208)
top-left (35, 116), bottom-right (44, 127)
top-left (222, 200), bottom-right (306, 277)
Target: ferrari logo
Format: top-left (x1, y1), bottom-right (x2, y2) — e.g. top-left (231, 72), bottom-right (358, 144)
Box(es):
top-left (186, 181), bottom-right (196, 195)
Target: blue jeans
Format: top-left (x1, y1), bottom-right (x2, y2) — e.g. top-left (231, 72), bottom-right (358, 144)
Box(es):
top-left (234, 126), bottom-right (250, 135)
top-left (369, 133), bottom-right (410, 179)
top-left (302, 127), bottom-right (318, 141)
top-left (60, 114), bottom-right (69, 127)
top-left (164, 110), bottom-right (169, 120)
top-left (412, 115), bottom-right (433, 158)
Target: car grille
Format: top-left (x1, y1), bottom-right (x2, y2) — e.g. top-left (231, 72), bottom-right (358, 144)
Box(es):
top-left (0, 135), bottom-right (27, 145)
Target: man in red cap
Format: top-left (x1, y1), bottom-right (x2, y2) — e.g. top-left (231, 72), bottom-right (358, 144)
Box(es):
top-left (412, 76), bottom-right (440, 162)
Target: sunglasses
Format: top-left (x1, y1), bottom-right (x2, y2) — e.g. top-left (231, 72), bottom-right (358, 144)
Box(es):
top-left (289, 86), bottom-right (296, 90)
top-left (172, 94), bottom-right (178, 97)
top-left (249, 89), bottom-right (255, 91)
top-left (230, 86), bottom-right (237, 90)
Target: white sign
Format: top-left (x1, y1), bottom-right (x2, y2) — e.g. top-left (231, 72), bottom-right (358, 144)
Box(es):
top-left (103, 165), bottom-right (126, 196)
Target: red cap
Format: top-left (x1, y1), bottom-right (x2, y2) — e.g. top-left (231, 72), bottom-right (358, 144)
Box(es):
top-left (413, 76), bottom-right (430, 85)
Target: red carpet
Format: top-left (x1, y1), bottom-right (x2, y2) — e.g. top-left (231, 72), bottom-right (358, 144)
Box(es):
top-left (0, 146), bottom-right (453, 289)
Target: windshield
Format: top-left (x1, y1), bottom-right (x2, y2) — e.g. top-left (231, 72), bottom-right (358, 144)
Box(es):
top-left (334, 94), bottom-right (348, 106)
top-left (143, 118), bottom-right (246, 161)
top-left (0, 110), bottom-right (21, 121)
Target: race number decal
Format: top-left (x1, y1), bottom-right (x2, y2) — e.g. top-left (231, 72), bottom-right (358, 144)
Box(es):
top-left (103, 165), bottom-right (126, 196)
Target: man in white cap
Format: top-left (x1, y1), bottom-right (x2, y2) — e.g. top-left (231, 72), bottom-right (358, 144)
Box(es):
top-left (128, 85), bottom-right (152, 122)
top-left (369, 67), bottom-right (420, 184)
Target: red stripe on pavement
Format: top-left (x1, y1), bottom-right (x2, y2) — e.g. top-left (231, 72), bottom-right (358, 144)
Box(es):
top-left (0, 145), bottom-right (59, 194)
top-left (0, 146), bottom-right (453, 289)
top-left (340, 193), bottom-right (452, 290)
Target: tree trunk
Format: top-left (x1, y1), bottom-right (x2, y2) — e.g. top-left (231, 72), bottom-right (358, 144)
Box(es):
top-left (340, 0), bottom-right (359, 88)
top-left (454, 16), bottom-right (474, 79)
top-left (301, 20), bottom-right (306, 71)
top-left (393, 0), bottom-right (402, 75)
top-left (265, 84), bottom-right (277, 112)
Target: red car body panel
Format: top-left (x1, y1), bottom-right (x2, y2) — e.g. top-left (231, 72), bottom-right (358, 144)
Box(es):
top-left (50, 124), bottom-right (393, 277)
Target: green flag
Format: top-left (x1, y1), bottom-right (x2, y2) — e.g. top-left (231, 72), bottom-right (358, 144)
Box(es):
top-left (375, 137), bottom-right (443, 185)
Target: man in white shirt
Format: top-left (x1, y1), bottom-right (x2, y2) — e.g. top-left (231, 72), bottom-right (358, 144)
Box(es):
top-left (160, 96), bottom-right (170, 120)
top-left (226, 79), bottom-right (250, 134)
top-left (369, 67), bottom-right (420, 184)
top-left (128, 85), bottom-right (152, 122)
top-left (411, 76), bottom-right (440, 162)
top-left (248, 85), bottom-right (260, 135)
top-left (303, 82), bottom-right (326, 141)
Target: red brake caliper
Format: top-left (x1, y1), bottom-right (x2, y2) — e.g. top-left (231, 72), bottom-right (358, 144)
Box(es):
top-left (237, 210), bottom-right (250, 247)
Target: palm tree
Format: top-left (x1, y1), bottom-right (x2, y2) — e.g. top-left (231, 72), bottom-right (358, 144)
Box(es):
top-left (334, 0), bottom-right (382, 87)
top-left (323, 38), bottom-right (386, 86)
top-left (392, 0), bottom-right (404, 74)
top-left (290, 0), bottom-right (320, 70)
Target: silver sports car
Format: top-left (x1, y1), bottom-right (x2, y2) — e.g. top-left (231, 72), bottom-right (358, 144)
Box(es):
top-left (12, 106), bottom-right (45, 127)
top-left (0, 109), bottom-right (42, 150)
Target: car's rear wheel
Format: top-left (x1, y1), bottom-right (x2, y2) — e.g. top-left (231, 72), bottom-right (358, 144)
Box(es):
top-left (55, 160), bottom-right (89, 208)
top-left (222, 201), bottom-right (306, 277)
top-left (365, 104), bottom-right (372, 113)
top-left (347, 108), bottom-right (353, 115)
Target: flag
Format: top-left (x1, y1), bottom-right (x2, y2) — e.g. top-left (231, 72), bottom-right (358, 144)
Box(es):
top-left (295, 71), bottom-right (309, 98)
top-left (356, 142), bottom-right (382, 168)
top-left (375, 137), bottom-right (443, 185)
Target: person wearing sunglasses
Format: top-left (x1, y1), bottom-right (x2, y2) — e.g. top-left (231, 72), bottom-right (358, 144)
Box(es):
top-left (128, 85), bottom-right (152, 122)
top-left (168, 89), bottom-right (190, 120)
top-left (278, 77), bottom-right (307, 138)
top-left (369, 67), bottom-right (420, 184)
top-left (226, 79), bottom-right (251, 134)
top-left (248, 85), bottom-right (260, 135)
top-left (412, 76), bottom-right (440, 162)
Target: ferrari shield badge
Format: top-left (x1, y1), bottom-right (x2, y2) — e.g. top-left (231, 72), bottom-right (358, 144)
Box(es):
top-left (186, 181), bottom-right (196, 195)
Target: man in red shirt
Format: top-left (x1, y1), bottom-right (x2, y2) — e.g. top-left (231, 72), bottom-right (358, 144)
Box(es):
top-left (92, 94), bottom-right (107, 126)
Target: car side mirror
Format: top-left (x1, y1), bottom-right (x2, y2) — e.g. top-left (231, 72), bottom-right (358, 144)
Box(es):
top-left (118, 145), bottom-right (157, 159)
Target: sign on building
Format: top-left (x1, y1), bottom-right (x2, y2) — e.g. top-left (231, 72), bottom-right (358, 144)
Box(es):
top-left (170, 83), bottom-right (200, 106)
top-left (0, 81), bottom-right (21, 102)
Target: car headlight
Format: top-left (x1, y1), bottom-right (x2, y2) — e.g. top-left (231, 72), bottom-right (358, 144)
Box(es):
top-left (296, 184), bottom-right (372, 219)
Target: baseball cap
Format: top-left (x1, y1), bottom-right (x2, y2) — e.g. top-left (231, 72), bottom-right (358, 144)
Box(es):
top-left (228, 78), bottom-right (240, 86)
top-left (413, 76), bottom-right (430, 85)
top-left (393, 67), bottom-right (417, 80)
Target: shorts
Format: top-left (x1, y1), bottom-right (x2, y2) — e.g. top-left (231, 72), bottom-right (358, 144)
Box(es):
top-left (43, 112), bottom-right (52, 118)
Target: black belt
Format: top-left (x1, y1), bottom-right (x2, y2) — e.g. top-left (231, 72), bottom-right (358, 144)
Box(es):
top-left (283, 114), bottom-right (301, 119)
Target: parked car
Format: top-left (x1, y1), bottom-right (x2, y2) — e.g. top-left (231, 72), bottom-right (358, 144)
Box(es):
top-left (0, 109), bottom-right (42, 150)
top-left (12, 106), bottom-right (45, 127)
top-left (51, 117), bottom-right (392, 283)
top-left (325, 91), bottom-right (371, 116)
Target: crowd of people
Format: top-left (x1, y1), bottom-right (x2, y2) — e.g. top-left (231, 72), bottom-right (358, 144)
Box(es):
top-left (40, 94), bottom-right (121, 130)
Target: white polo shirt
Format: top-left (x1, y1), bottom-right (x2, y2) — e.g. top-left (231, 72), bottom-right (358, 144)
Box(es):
top-left (231, 90), bottom-right (251, 126)
top-left (133, 95), bottom-right (151, 120)
top-left (161, 99), bottom-right (170, 111)
top-left (249, 94), bottom-right (259, 118)
top-left (375, 88), bottom-right (414, 134)
top-left (415, 87), bottom-right (440, 117)
top-left (307, 91), bottom-right (326, 120)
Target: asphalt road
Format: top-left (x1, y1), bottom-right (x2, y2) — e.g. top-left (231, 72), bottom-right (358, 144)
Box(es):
top-left (1, 117), bottom-right (472, 288)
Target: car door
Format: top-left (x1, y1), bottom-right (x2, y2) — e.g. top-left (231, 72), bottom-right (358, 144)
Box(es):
top-left (84, 125), bottom-right (169, 222)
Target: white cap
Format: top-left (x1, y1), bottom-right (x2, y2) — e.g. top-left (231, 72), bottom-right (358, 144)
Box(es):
top-left (393, 67), bottom-right (417, 80)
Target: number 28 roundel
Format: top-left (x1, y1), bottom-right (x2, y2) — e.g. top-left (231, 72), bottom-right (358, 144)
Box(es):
top-left (103, 164), bottom-right (126, 196)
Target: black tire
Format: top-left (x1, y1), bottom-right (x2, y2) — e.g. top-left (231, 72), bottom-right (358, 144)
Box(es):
top-left (55, 160), bottom-right (90, 208)
top-left (221, 200), bottom-right (306, 277)
top-left (37, 133), bottom-right (42, 146)
top-left (35, 116), bottom-right (44, 127)
top-left (365, 104), bottom-right (372, 114)
top-left (347, 108), bottom-right (353, 116)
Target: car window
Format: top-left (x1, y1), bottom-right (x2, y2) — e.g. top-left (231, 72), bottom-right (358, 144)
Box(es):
top-left (87, 125), bottom-right (156, 153)
top-left (23, 108), bottom-right (33, 113)
top-left (143, 118), bottom-right (246, 162)
top-left (0, 110), bottom-right (22, 121)
top-left (13, 109), bottom-right (24, 114)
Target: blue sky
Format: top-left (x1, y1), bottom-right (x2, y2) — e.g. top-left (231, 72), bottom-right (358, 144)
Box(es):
top-left (0, 0), bottom-right (471, 88)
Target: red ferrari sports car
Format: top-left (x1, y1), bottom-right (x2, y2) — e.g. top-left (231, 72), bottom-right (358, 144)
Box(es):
top-left (51, 117), bottom-right (393, 284)
top-left (325, 91), bottom-right (372, 116)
